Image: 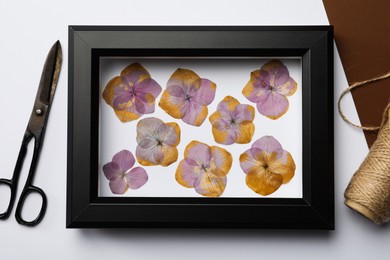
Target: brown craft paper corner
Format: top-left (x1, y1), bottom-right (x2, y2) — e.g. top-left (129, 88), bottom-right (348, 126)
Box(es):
top-left (323, 0), bottom-right (390, 147)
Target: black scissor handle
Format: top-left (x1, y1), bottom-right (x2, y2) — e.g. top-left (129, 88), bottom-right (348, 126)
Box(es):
top-left (0, 178), bottom-right (17, 219)
top-left (15, 184), bottom-right (47, 227)
top-left (0, 132), bottom-right (30, 220)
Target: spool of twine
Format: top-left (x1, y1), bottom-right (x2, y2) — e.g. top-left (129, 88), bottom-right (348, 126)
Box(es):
top-left (339, 71), bottom-right (390, 224)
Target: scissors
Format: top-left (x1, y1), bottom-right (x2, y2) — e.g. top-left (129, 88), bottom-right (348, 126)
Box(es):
top-left (0, 41), bottom-right (62, 227)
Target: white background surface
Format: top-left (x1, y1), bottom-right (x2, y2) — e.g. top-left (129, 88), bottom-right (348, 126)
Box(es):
top-left (99, 58), bottom-right (302, 198)
top-left (0, 0), bottom-right (382, 259)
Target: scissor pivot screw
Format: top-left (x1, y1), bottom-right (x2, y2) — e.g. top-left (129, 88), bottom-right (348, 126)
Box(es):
top-left (35, 109), bottom-right (43, 115)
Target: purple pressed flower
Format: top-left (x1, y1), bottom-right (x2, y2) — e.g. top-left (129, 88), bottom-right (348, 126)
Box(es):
top-left (103, 150), bottom-right (148, 194)
top-left (209, 96), bottom-right (255, 145)
top-left (136, 117), bottom-right (180, 167)
top-left (158, 68), bottom-right (217, 126)
top-left (242, 60), bottom-right (297, 120)
top-left (175, 141), bottom-right (232, 197)
top-left (239, 136), bottom-right (296, 195)
top-left (102, 63), bottom-right (162, 122)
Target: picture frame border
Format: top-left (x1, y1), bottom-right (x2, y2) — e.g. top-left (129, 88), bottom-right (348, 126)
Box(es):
top-left (67, 26), bottom-right (334, 229)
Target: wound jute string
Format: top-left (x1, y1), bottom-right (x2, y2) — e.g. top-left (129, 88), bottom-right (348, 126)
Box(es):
top-left (339, 71), bottom-right (390, 224)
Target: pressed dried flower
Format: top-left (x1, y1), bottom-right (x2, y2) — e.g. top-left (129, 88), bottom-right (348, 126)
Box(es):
top-left (242, 60), bottom-right (297, 120)
top-left (176, 141), bottom-right (232, 197)
top-left (102, 63), bottom-right (162, 122)
top-left (136, 117), bottom-right (180, 167)
top-left (103, 150), bottom-right (148, 194)
top-left (159, 68), bottom-right (216, 126)
top-left (240, 136), bottom-right (295, 195)
top-left (209, 96), bottom-right (255, 145)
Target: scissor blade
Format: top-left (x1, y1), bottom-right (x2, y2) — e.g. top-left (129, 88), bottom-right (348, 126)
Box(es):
top-left (37, 41), bottom-right (62, 105)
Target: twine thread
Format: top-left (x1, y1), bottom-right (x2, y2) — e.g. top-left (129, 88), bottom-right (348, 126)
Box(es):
top-left (338, 71), bottom-right (390, 131)
top-left (339, 71), bottom-right (390, 224)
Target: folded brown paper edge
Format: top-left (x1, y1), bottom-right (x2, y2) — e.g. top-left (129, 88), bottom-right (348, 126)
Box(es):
top-left (323, 0), bottom-right (390, 147)
top-left (344, 199), bottom-right (383, 225)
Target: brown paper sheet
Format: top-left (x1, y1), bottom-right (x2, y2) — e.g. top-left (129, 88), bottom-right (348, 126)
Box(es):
top-left (323, 0), bottom-right (390, 147)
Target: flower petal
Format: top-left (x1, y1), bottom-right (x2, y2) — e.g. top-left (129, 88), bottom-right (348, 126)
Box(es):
top-left (138, 138), bottom-right (157, 149)
top-left (103, 162), bottom-right (122, 181)
top-left (193, 174), bottom-right (227, 197)
top-left (112, 150), bottom-right (135, 172)
top-left (256, 91), bottom-right (289, 120)
top-left (134, 78), bottom-right (162, 98)
top-left (151, 146), bottom-right (164, 165)
top-left (232, 104), bottom-right (255, 124)
top-left (209, 111), bottom-right (230, 131)
top-left (252, 136), bottom-right (283, 154)
top-left (163, 122), bottom-right (181, 146)
top-left (113, 105), bottom-right (142, 122)
top-left (136, 145), bottom-right (164, 166)
top-left (271, 151), bottom-right (296, 184)
top-left (275, 77), bottom-right (297, 96)
top-left (235, 122), bottom-right (255, 144)
top-left (175, 160), bottom-right (199, 188)
top-left (192, 78), bottom-right (217, 106)
top-left (125, 167), bottom-right (148, 190)
top-left (134, 97), bottom-right (146, 114)
top-left (239, 147), bottom-right (262, 174)
top-left (210, 146), bottom-right (232, 176)
top-left (158, 89), bottom-right (186, 119)
top-left (245, 168), bottom-right (283, 196)
top-left (166, 84), bottom-right (186, 97)
top-left (134, 88), bottom-right (159, 115)
top-left (209, 110), bottom-right (222, 125)
top-left (136, 117), bottom-right (165, 143)
top-left (261, 60), bottom-right (290, 87)
top-left (109, 176), bottom-right (128, 194)
top-left (102, 76), bottom-right (123, 106)
top-left (155, 122), bottom-right (168, 138)
top-left (211, 125), bottom-right (237, 145)
top-left (120, 63), bottom-right (151, 85)
top-left (182, 103), bottom-right (208, 126)
top-left (160, 145), bottom-right (178, 167)
top-left (113, 92), bottom-right (133, 110)
top-left (167, 68), bottom-right (201, 92)
top-left (185, 158), bottom-right (198, 166)
top-left (242, 70), bottom-right (269, 103)
top-left (217, 96), bottom-right (240, 113)
top-left (184, 140), bottom-right (211, 165)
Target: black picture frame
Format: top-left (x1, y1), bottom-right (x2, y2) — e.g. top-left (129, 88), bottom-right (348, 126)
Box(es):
top-left (67, 26), bottom-right (334, 229)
